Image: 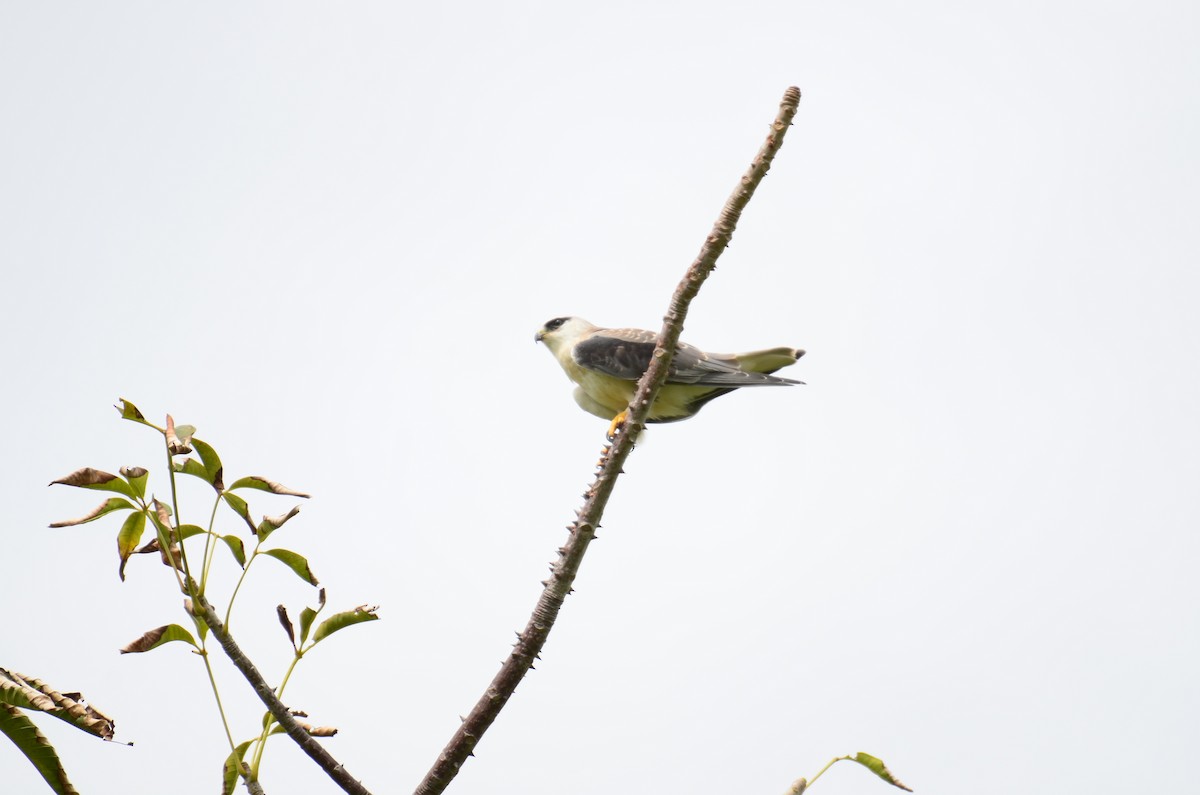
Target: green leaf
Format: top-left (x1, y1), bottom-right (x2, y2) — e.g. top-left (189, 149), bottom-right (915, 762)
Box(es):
top-left (299, 588), bottom-right (326, 645)
top-left (222, 492), bottom-right (257, 534)
top-left (191, 438), bottom-right (224, 490)
top-left (116, 511), bottom-right (148, 581)
top-left (0, 704), bottom-right (79, 795)
top-left (313, 604), bottom-right (379, 644)
top-left (221, 534), bottom-right (247, 567)
top-left (257, 505), bottom-right (301, 540)
top-left (299, 607), bottom-right (318, 645)
top-left (262, 548), bottom-right (319, 585)
top-left (172, 457), bottom-right (209, 481)
top-left (851, 753), bottom-right (912, 792)
top-left (48, 468), bottom-right (136, 499)
top-left (227, 475), bottom-right (311, 498)
top-left (120, 466), bottom-right (149, 499)
top-left (119, 624), bottom-right (199, 654)
top-left (48, 497), bottom-right (136, 528)
top-left (176, 524), bottom-right (207, 540)
top-left (115, 397), bottom-right (149, 425)
top-left (221, 739), bottom-right (255, 795)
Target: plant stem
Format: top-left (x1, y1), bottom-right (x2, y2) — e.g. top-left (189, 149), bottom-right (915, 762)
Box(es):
top-left (224, 543), bottom-right (259, 629)
top-left (249, 649), bottom-right (305, 778)
top-left (194, 594), bottom-right (373, 795)
top-left (198, 645), bottom-right (240, 764)
top-left (164, 439), bottom-right (196, 590)
top-left (199, 494), bottom-right (223, 595)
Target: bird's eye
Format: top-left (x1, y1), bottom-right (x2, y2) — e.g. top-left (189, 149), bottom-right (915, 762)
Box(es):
top-left (544, 317), bottom-right (568, 331)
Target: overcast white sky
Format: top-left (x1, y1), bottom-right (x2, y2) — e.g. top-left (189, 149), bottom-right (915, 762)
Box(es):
top-left (3, 2), bottom-right (1198, 794)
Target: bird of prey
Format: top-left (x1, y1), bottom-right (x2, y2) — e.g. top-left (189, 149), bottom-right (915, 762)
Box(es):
top-left (535, 316), bottom-right (804, 437)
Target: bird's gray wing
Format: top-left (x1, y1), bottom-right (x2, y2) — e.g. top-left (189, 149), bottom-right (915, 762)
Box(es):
top-left (571, 329), bottom-right (658, 380)
top-left (573, 329), bottom-right (795, 387)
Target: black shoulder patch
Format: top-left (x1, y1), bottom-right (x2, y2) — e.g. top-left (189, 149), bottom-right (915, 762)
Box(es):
top-left (574, 336), bottom-right (655, 380)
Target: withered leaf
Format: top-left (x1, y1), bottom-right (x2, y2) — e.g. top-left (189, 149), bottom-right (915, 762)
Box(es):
top-left (49, 497), bottom-right (135, 528)
top-left (1, 668), bottom-right (117, 741)
top-left (227, 476), bottom-right (311, 498)
top-left (295, 722), bottom-right (338, 737)
top-left (120, 466), bottom-right (150, 499)
top-left (165, 415), bottom-right (193, 456)
top-left (49, 468), bottom-right (135, 499)
top-left (257, 505), bottom-right (301, 539)
top-left (152, 499), bottom-right (173, 529)
top-left (119, 625), bottom-right (198, 654)
top-left (276, 605), bottom-right (296, 648)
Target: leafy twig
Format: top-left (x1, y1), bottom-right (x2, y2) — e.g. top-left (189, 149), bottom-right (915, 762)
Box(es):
top-left (193, 595), bottom-right (373, 795)
top-left (413, 86), bottom-right (802, 795)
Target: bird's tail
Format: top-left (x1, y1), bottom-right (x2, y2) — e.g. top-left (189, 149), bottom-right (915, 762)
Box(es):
top-left (734, 346), bottom-right (805, 375)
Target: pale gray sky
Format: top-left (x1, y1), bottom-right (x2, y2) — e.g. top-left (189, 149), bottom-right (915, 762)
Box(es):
top-left (3, 2), bottom-right (1198, 794)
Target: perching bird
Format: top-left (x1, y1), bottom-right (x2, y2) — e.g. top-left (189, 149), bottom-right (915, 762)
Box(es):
top-left (535, 316), bottom-right (804, 437)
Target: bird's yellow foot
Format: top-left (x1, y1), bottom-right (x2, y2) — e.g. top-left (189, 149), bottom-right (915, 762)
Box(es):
top-left (606, 410), bottom-right (628, 441)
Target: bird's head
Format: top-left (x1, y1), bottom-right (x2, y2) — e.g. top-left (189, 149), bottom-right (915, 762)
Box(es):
top-left (534, 316), bottom-right (595, 356)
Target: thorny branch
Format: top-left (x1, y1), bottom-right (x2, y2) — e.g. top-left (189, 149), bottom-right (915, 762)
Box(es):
top-left (413, 86), bottom-right (802, 795)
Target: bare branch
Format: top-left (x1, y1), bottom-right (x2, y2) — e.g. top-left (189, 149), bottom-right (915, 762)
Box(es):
top-left (193, 595), bottom-right (373, 795)
top-left (413, 86), bottom-right (802, 795)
